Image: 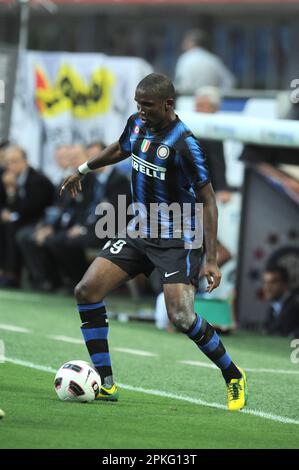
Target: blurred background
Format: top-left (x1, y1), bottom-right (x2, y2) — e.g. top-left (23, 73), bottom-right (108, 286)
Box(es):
top-left (0, 0), bottom-right (299, 338)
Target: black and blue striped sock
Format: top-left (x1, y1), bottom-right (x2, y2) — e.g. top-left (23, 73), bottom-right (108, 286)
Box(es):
top-left (77, 301), bottom-right (113, 386)
top-left (187, 314), bottom-right (241, 382)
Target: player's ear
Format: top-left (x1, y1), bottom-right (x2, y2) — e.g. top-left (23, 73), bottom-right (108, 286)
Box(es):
top-left (165, 98), bottom-right (174, 110)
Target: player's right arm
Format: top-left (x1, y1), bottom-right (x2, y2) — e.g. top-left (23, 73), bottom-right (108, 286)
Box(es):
top-left (179, 132), bottom-right (221, 292)
top-left (60, 141), bottom-right (129, 198)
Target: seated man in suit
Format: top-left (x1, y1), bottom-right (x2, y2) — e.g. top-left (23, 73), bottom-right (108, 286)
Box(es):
top-left (17, 144), bottom-right (131, 291)
top-left (262, 265), bottom-right (299, 338)
top-left (45, 144), bottom-right (131, 289)
top-left (0, 140), bottom-right (9, 278)
top-left (0, 145), bottom-right (54, 287)
top-left (16, 144), bottom-right (95, 291)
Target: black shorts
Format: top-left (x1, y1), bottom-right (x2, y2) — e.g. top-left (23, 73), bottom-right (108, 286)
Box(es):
top-left (98, 237), bottom-right (203, 288)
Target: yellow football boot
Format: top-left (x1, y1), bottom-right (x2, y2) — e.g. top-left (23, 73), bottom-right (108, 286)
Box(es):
top-left (226, 367), bottom-right (248, 411)
top-left (96, 383), bottom-right (119, 402)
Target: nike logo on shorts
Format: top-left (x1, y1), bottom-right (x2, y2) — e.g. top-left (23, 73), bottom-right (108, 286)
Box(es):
top-left (164, 271), bottom-right (179, 278)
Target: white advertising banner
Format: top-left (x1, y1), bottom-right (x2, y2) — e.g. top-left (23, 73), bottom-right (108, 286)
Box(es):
top-left (10, 51), bottom-right (152, 182)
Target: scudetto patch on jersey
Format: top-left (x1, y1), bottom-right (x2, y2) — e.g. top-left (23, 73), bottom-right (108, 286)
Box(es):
top-left (141, 139), bottom-right (151, 153)
top-left (157, 145), bottom-right (170, 159)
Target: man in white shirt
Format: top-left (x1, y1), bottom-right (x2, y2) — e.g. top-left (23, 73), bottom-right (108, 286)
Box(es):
top-left (174, 29), bottom-right (235, 95)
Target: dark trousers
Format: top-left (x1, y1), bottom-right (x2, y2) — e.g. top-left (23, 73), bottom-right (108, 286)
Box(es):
top-left (45, 231), bottom-right (89, 287)
top-left (16, 225), bottom-right (60, 287)
top-left (16, 226), bottom-right (96, 289)
top-left (0, 220), bottom-right (23, 278)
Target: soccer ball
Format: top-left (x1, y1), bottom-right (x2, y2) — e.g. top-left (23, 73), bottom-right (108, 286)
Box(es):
top-left (54, 360), bottom-right (101, 403)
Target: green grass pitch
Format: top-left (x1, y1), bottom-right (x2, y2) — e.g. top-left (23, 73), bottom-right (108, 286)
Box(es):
top-left (0, 289), bottom-right (299, 449)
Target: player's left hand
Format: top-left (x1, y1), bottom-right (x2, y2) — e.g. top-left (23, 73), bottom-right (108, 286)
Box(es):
top-left (203, 262), bottom-right (221, 293)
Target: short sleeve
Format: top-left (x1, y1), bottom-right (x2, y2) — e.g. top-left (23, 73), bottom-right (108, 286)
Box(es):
top-left (180, 134), bottom-right (210, 188)
top-left (119, 115), bottom-right (134, 155)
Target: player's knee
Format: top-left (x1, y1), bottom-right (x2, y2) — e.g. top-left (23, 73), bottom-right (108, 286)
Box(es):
top-left (74, 279), bottom-right (104, 304)
top-left (74, 281), bottom-right (90, 303)
top-left (168, 306), bottom-right (193, 332)
top-left (173, 314), bottom-right (192, 332)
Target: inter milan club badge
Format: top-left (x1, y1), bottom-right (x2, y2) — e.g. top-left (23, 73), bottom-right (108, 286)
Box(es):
top-left (134, 125), bottom-right (140, 134)
top-left (141, 139), bottom-right (151, 152)
top-left (157, 145), bottom-right (170, 159)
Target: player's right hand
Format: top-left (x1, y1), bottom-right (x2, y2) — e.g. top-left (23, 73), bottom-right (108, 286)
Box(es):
top-left (60, 171), bottom-right (83, 198)
top-left (203, 261), bottom-right (222, 293)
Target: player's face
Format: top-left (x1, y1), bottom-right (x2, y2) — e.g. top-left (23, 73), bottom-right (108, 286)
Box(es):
top-left (135, 88), bottom-right (172, 130)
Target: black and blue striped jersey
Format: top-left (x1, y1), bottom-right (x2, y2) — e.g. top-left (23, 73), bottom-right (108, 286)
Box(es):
top-left (119, 113), bottom-right (210, 246)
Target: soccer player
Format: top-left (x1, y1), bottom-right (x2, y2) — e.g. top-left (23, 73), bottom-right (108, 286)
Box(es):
top-left (60, 73), bottom-right (248, 410)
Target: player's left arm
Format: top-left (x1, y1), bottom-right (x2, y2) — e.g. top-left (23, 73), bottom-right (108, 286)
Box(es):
top-left (195, 182), bottom-right (221, 293)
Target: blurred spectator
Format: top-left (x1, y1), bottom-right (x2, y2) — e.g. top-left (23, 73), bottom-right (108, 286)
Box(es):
top-left (45, 144), bottom-right (130, 288)
top-left (55, 144), bottom-right (73, 177)
top-left (174, 29), bottom-right (235, 96)
top-left (86, 140), bottom-right (132, 178)
top-left (262, 266), bottom-right (299, 338)
top-left (0, 146), bottom-right (54, 287)
top-left (284, 103), bottom-right (299, 121)
top-left (239, 143), bottom-right (299, 166)
top-left (16, 145), bottom-right (94, 290)
top-left (0, 140), bottom-right (9, 169)
top-left (15, 146), bottom-right (75, 290)
top-left (195, 86), bottom-right (231, 204)
top-left (0, 140), bottom-right (10, 278)
top-left (240, 101), bottom-right (299, 166)
top-left (86, 141), bottom-right (106, 160)
top-left (0, 141), bottom-right (9, 213)
top-left (17, 144), bottom-right (131, 291)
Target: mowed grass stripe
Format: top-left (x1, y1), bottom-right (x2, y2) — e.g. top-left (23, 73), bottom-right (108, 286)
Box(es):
top-left (1, 290), bottom-right (298, 425)
top-left (179, 360), bottom-right (299, 375)
top-left (48, 335), bottom-right (84, 344)
top-left (113, 347), bottom-right (157, 357)
top-left (3, 362), bottom-right (298, 449)
top-left (5, 357), bottom-right (299, 426)
top-left (48, 336), bottom-right (156, 356)
top-left (0, 290), bottom-right (73, 305)
top-left (1, 326), bottom-right (298, 375)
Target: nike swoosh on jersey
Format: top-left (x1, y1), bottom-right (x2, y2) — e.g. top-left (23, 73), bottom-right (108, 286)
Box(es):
top-left (164, 271), bottom-right (180, 278)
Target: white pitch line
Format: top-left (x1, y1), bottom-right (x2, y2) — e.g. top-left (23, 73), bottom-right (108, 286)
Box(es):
top-left (178, 360), bottom-right (299, 375)
top-left (112, 347), bottom-right (157, 357)
top-left (48, 335), bottom-right (84, 345)
top-left (47, 336), bottom-right (157, 357)
top-left (179, 360), bottom-right (216, 369)
top-left (5, 357), bottom-right (57, 374)
top-left (243, 367), bottom-right (299, 375)
top-left (0, 323), bottom-right (32, 333)
top-left (4, 357), bottom-right (299, 426)
top-left (2, 326), bottom-right (298, 376)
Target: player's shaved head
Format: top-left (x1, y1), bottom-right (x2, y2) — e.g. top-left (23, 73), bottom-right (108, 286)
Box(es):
top-left (136, 73), bottom-right (175, 101)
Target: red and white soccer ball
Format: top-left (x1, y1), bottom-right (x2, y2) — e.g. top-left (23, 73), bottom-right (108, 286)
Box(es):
top-left (54, 360), bottom-right (101, 403)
